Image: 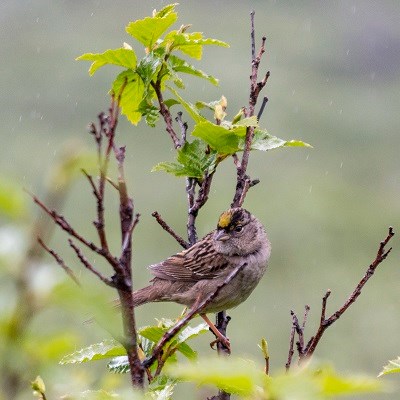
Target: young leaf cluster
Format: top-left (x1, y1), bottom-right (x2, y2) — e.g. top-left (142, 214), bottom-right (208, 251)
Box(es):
top-left (77, 3), bottom-right (227, 126)
top-left (77, 3), bottom-right (310, 185)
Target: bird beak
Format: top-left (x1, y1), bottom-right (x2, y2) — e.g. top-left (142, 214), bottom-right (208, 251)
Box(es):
top-left (214, 229), bottom-right (230, 242)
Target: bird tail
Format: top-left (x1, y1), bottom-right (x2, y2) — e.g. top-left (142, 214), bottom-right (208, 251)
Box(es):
top-left (131, 284), bottom-right (160, 307)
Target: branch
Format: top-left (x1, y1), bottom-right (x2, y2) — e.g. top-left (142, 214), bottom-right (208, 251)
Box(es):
top-left (68, 239), bottom-right (115, 287)
top-left (152, 211), bottom-right (189, 249)
top-left (231, 12), bottom-right (269, 208)
top-left (30, 193), bottom-right (119, 269)
top-left (142, 263), bottom-right (247, 369)
top-left (176, 111), bottom-right (188, 147)
top-left (37, 238), bottom-right (81, 286)
top-left (286, 227), bottom-right (395, 368)
top-left (152, 81), bottom-right (180, 149)
top-left (187, 173), bottom-right (215, 245)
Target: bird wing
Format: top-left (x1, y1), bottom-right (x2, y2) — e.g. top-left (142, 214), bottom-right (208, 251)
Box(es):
top-left (149, 234), bottom-right (229, 282)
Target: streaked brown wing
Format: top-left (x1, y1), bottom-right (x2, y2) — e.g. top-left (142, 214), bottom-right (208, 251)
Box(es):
top-left (149, 234), bottom-right (229, 282)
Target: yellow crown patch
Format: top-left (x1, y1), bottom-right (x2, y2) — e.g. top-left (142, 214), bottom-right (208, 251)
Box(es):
top-left (218, 211), bottom-right (232, 228)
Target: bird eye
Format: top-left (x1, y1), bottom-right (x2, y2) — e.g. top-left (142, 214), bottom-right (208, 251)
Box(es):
top-left (234, 225), bottom-right (243, 232)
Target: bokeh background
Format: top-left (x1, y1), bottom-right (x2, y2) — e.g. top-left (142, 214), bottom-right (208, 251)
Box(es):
top-left (1, 0), bottom-right (399, 398)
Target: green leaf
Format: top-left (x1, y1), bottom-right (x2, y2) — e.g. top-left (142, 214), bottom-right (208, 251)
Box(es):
top-left (126, 5), bottom-right (178, 49)
top-left (379, 357), bottom-right (400, 377)
top-left (152, 140), bottom-right (217, 179)
top-left (111, 70), bottom-right (145, 125)
top-left (166, 357), bottom-right (265, 396)
top-left (136, 51), bottom-right (164, 87)
top-left (163, 31), bottom-right (229, 60)
top-left (148, 375), bottom-right (177, 400)
top-left (248, 129), bottom-right (312, 151)
top-left (60, 339), bottom-right (125, 364)
top-left (0, 176), bottom-right (27, 220)
top-left (78, 390), bottom-right (123, 399)
top-left (108, 356), bottom-right (130, 374)
top-left (138, 321), bottom-right (208, 360)
top-left (192, 120), bottom-right (246, 155)
top-left (138, 100), bottom-right (159, 127)
top-left (321, 368), bottom-right (382, 395)
top-left (233, 116), bottom-right (258, 127)
top-left (167, 55), bottom-right (219, 85)
top-left (76, 48), bottom-right (137, 76)
top-left (167, 86), bottom-right (204, 123)
top-left (266, 365), bottom-right (382, 399)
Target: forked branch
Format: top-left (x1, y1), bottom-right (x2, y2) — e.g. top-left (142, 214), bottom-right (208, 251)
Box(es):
top-left (286, 227), bottom-right (395, 370)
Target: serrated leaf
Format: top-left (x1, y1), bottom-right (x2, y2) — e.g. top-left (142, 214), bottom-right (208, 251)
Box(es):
top-left (166, 357), bottom-right (264, 396)
top-left (233, 116), bottom-right (258, 127)
top-left (163, 31), bottom-right (229, 60)
top-left (126, 7), bottom-right (177, 50)
top-left (136, 51), bottom-right (164, 87)
top-left (138, 321), bottom-right (208, 360)
top-left (152, 140), bottom-right (217, 179)
top-left (379, 357), bottom-right (400, 377)
top-left (76, 48), bottom-right (137, 76)
top-left (153, 3), bottom-right (179, 18)
top-left (167, 86), bottom-right (204, 123)
top-left (192, 120), bottom-right (246, 155)
top-left (111, 70), bottom-right (145, 125)
top-left (177, 323), bottom-right (209, 343)
top-left (167, 55), bottom-right (218, 85)
top-left (148, 376), bottom-right (176, 400)
top-left (108, 356), bottom-right (130, 374)
top-left (138, 99), bottom-right (159, 127)
top-left (248, 129), bottom-right (312, 151)
top-left (60, 340), bottom-right (125, 364)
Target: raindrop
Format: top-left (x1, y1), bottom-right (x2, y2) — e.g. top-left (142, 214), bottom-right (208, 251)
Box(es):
top-left (306, 154), bottom-right (309, 160)
top-left (292, 89), bottom-right (295, 96)
top-left (19, 115), bottom-right (22, 122)
top-left (36, 17), bottom-right (39, 23)
top-left (329, 100), bottom-right (333, 106)
top-left (351, 5), bottom-right (356, 14)
top-left (309, 185), bottom-right (313, 193)
top-left (325, 171), bottom-right (328, 176)
top-left (339, 109), bottom-right (343, 114)
top-left (340, 162), bottom-right (343, 168)
top-left (91, 12), bottom-right (94, 17)
top-left (346, 49), bottom-right (350, 56)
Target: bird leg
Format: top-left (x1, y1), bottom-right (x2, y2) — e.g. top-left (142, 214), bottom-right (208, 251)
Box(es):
top-left (200, 314), bottom-right (231, 353)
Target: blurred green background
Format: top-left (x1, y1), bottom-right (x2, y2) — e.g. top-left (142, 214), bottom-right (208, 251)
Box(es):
top-left (1, 1), bottom-right (399, 398)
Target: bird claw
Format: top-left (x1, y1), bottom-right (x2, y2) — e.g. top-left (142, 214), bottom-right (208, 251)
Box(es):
top-left (209, 337), bottom-right (231, 353)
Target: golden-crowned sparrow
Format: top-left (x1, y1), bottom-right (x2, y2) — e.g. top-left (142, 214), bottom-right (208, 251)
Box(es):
top-left (132, 208), bottom-right (271, 349)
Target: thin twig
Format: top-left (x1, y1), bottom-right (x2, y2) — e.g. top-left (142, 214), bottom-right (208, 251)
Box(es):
top-left (68, 239), bottom-right (115, 287)
top-left (285, 318), bottom-right (296, 372)
top-left (231, 14), bottom-right (269, 208)
top-left (257, 96), bottom-right (269, 121)
top-left (152, 211), bottom-right (189, 249)
top-left (151, 81), bottom-right (180, 149)
top-left (286, 227), bottom-right (395, 369)
top-left (30, 193), bottom-right (119, 269)
top-left (122, 213), bottom-right (141, 255)
top-left (143, 263), bottom-right (247, 369)
top-left (37, 238), bottom-right (81, 286)
top-left (176, 111), bottom-right (188, 147)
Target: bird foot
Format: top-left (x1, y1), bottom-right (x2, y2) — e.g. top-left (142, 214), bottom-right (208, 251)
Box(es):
top-left (209, 336), bottom-right (231, 353)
